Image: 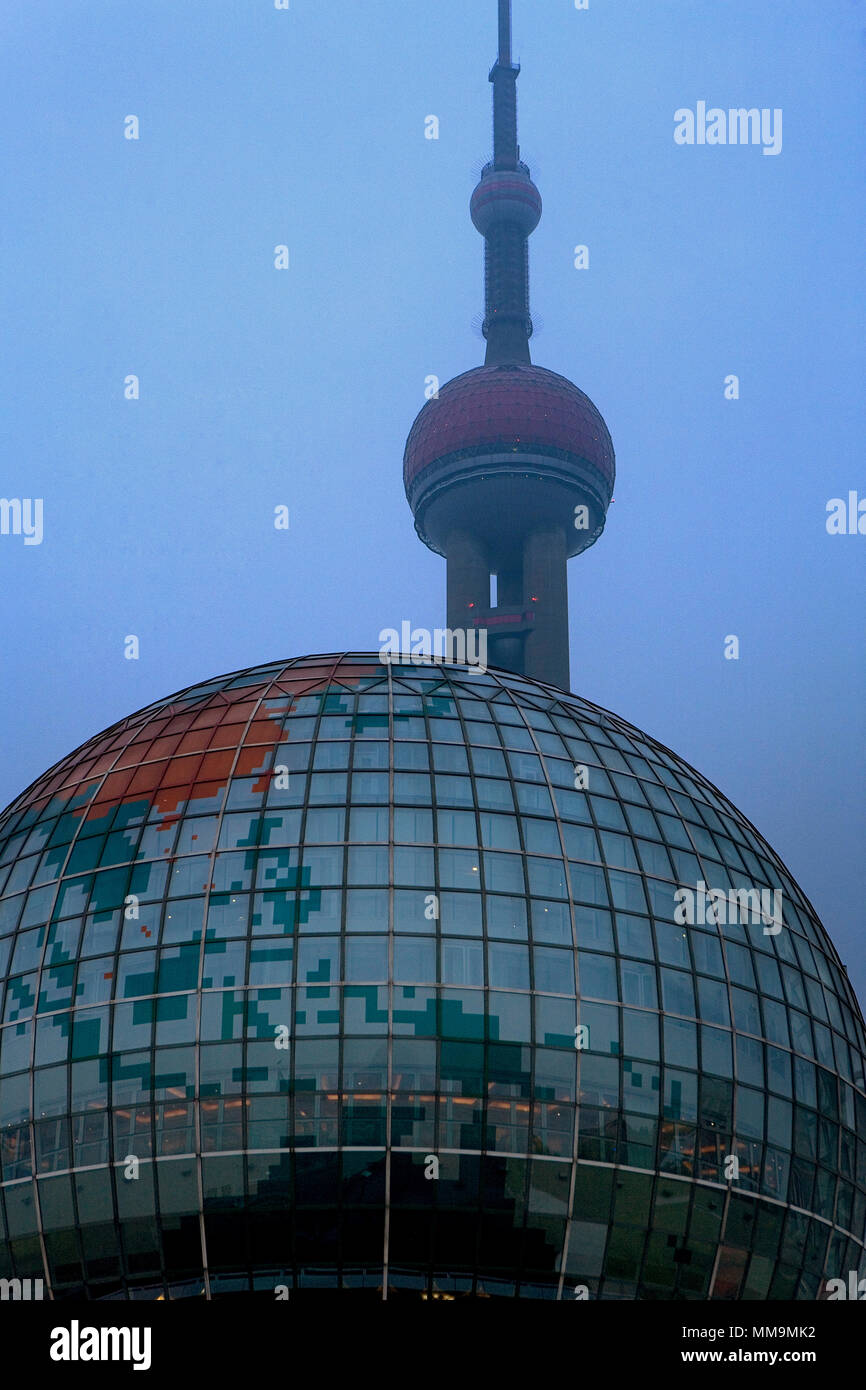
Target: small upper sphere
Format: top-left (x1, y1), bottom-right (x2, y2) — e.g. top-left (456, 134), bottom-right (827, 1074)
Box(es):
top-left (403, 363), bottom-right (616, 492)
top-left (470, 168), bottom-right (542, 238)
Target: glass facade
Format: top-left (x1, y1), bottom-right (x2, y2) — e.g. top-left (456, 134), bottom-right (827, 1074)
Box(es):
top-left (0, 654), bottom-right (863, 1299)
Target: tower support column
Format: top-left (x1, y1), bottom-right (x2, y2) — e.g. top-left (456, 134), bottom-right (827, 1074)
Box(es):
top-left (496, 563), bottom-right (522, 607)
top-left (522, 525), bottom-right (570, 689)
top-left (446, 529), bottom-right (489, 633)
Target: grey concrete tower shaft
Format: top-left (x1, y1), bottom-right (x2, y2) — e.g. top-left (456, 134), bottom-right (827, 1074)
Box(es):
top-left (445, 520), bottom-right (571, 691)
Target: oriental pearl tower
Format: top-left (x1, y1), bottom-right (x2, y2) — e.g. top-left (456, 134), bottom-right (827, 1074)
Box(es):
top-left (403, 0), bottom-right (615, 691)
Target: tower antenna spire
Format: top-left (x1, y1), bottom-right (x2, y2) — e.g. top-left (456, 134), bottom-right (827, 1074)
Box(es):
top-left (498, 0), bottom-right (512, 66)
top-left (470, 0), bottom-right (540, 364)
top-left (490, 0), bottom-right (519, 171)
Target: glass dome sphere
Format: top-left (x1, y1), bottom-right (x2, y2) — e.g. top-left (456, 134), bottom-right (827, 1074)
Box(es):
top-left (0, 655), bottom-right (863, 1300)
